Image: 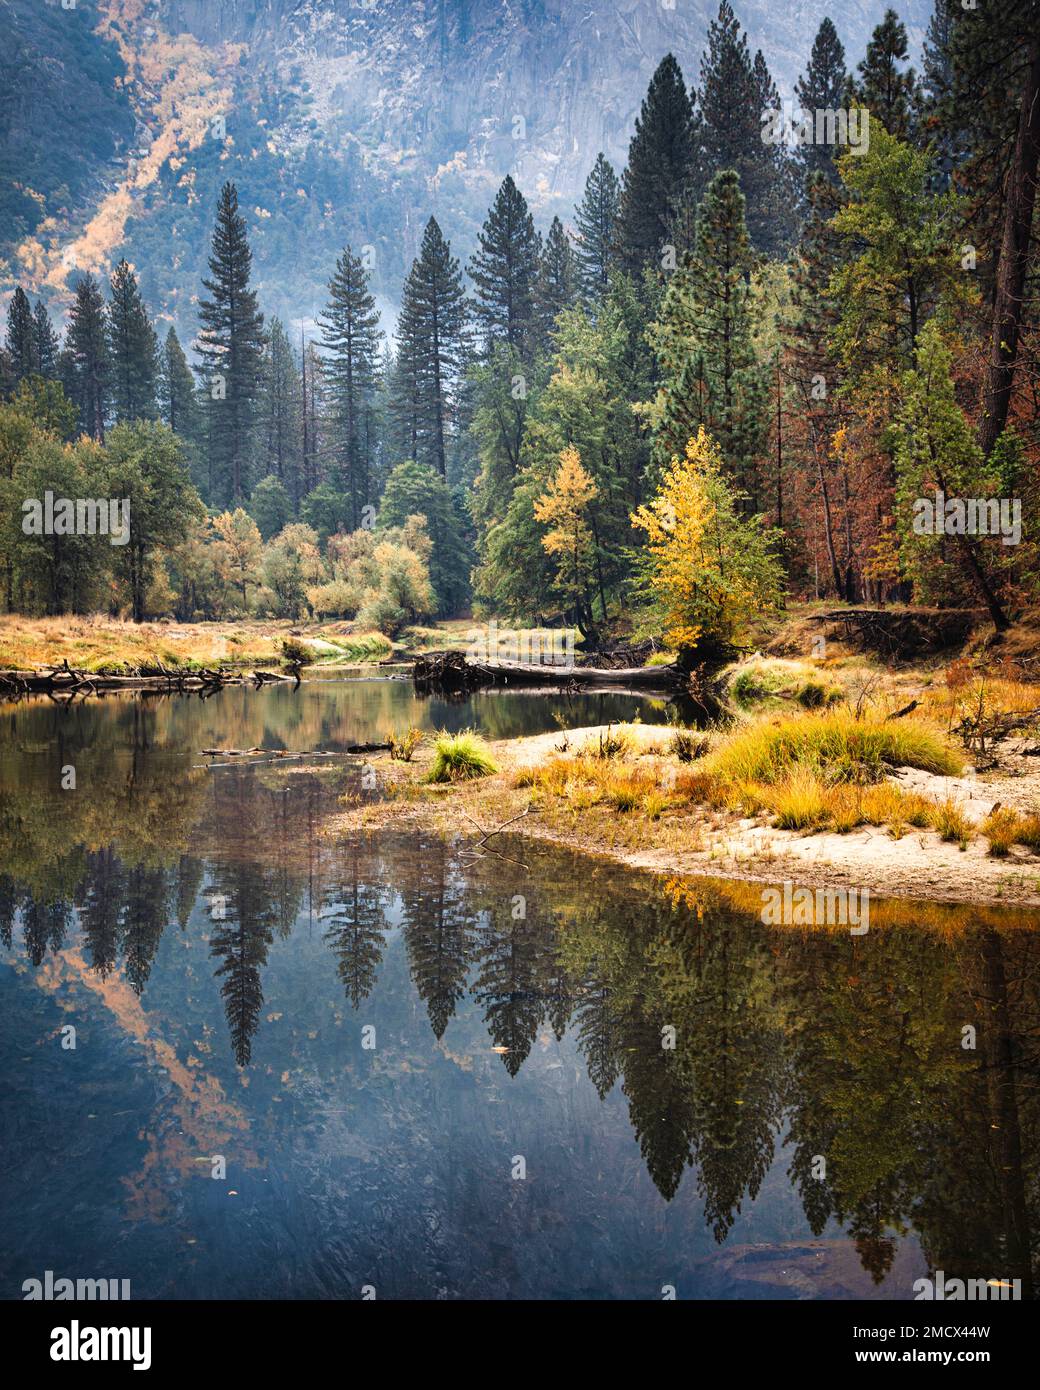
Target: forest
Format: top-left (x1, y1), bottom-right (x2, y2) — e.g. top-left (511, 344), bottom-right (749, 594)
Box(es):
top-left (1, 1), bottom-right (1038, 655)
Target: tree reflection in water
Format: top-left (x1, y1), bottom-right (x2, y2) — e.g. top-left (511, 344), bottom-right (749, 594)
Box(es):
top-left (2, 689), bottom-right (1039, 1295)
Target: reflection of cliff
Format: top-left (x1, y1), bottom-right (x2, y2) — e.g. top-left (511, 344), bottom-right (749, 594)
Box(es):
top-left (30, 944), bottom-right (257, 1225)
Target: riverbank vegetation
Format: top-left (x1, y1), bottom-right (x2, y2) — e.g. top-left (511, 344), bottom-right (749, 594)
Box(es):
top-left (3, 3), bottom-right (1039, 669)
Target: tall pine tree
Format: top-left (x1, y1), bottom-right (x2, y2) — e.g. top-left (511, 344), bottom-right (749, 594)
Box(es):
top-left (534, 216), bottom-right (578, 352)
top-left (648, 170), bottom-right (766, 507)
top-left (468, 176), bottom-right (540, 354)
top-left (5, 288), bottom-right (36, 383)
top-left (320, 245), bottom-right (383, 525)
top-left (795, 18), bottom-right (848, 186)
top-left (394, 218), bottom-right (469, 477)
top-left (32, 300), bottom-right (59, 379)
top-left (574, 153), bottom-right (620, 299)
top-left (197, 181), bottom-right (266, 504)
top-left (851, 8), bottom-right (919, 140)
top-left (67, 273), bottom-right (109, 441)
top-left (616, 54), bottom-right (699, 276)
top-left (158, 326), bottom-right (203, 493)
top-left (699, 2), bottom-right (792, 254)
top-left (107, 259), bottom-right (158, 423)
top-left (261, 316), bottom-right (304, 504)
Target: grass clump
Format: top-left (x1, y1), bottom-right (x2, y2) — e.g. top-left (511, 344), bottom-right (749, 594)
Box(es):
top-left (929, 798), bottom-right (973, 846)
top-left (981, 807), bottom-right (1040, 856)
top-left (796, 679), bottom-right (842, 709)
top-left (426, 731), bottom-right (499, 783)
top-left (730, 663), bottom-right (785, 708)
top-left (770, 767), bottom-right (829, 830)
top-left (670, 728), bottom-right (709, 763)
top-left (983, 808), bottom-right (1020, 857)
top-left (580, 725), bottom-right (632, 759)
top-left (387, 727), bottom-right (423, 762)
top-left (704, 708), bottom-right (962, 787)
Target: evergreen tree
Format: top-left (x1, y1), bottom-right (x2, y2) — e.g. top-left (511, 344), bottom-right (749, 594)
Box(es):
top-left (107, 259), bottom-right (158, 423)
top-left (616, 54), bottom-right (699, 276)
top-left (795, 18), bottom-right (848, 186)
top-left (468, 176), bottom-right (540, 353)
top-left (157, 327), bottom-right (200, 450)
top-left (574, 154), bottom-right (620, 299)
top-left (320, 245), bottom-right (383, 525)
top-left (852, 8), bottom-right (919, 140)
top-left (249, 473), bottom-right (293, 540)
top-left (197, 181), bottom-right (266, 504)
top-left (944, 0), bottom-right (1040, 457)
top-left (378, 458), bottom-right (471, 614)
top-left (534, 216), bottom-right (578, 351)
top-left (261, 316), bottom-right (303, 503)
top-left (5, 288), bottom-right (37, 383)
top-left (699, 3), bottom-right (792, 254)
top-left (647, 170), bottom-right (767, 507)
top-left (67, 273), bottom-right (109, 441)
top-left (393, 217), bottom-right (469, 477)
top-left (32, 300), bottom-right (60, 379)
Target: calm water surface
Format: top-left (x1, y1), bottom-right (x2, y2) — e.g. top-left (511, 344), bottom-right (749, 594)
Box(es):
top-left (1, 680), bottom-right (1038, 1299)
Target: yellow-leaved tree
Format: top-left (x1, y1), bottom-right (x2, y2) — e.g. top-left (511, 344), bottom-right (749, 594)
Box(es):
top-left (533, 445), bottom-right (600, 634)
top-left (630, 427), bottom-right (782, 658)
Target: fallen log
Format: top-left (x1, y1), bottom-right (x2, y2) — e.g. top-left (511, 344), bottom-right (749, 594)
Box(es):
top-left (413, 648), bottom-right (683, 693)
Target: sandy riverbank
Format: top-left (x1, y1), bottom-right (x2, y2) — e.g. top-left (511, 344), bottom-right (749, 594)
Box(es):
top-left (328, 723), bottom-right (1040, 909)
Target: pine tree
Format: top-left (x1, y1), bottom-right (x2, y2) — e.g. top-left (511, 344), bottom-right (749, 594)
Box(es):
top-left (158, 326), bottom-right (203, 495)
top-left (32, 300), bottom-right (60, 379)
top-left (699, 3), bottom-right (791, 254)
top-left (944, 0), bottom-right (1040, 457)
top-left (5, 287), bottom-right (36, 383)
top-left (795, 18), bottom-right (848, 185)
top-left (616, 54), bottom-right (699, 276)
top-left (534, 216), bottom-right (578, 351)
top-left (158, 327), bottom-right (199, 445)
top-left (320, 245), bottom-right (383, 525)
top-left (574, 154), bottom-right (620, 298)
top-left (260, 317), bottom-right (304, 504)
top-left (67, 273), bottom-right (109, 441)
top-left (648, 170), bottom-right (767, 507)
top-left (393, 218), bottom-right (468, 478)
top-left (107, 259), bottom-right (158, 423)
top-left (468, 176), bottom-right (540, 353)
top-left (197, 181), bottom-right (266, 504)
top-left (852, 8), bottom-right (919, 140)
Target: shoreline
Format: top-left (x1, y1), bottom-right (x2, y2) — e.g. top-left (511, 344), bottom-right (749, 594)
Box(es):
top-left (329, 724), bottom-right (1040, 911)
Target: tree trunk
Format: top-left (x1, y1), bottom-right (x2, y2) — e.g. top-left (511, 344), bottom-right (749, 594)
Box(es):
top-left (979, 36), bottom-right (1040, 457)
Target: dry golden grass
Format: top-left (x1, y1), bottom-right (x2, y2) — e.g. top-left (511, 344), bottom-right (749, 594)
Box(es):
top-left (0, 615), bottom-right (285, 672)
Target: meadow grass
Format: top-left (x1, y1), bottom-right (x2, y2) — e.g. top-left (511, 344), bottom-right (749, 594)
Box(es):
top-left (703, 708), bottom-right (963, 786)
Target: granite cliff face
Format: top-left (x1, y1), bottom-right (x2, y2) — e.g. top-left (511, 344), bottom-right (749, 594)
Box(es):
top-left (1, 0), bottom-right (931, 329)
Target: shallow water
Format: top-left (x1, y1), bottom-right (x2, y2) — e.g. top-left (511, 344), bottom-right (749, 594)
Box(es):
top-left (2, 682), bottom-right (1038, 1300)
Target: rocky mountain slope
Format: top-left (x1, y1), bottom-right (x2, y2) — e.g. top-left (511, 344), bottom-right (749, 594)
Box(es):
top-left (1, 0), bottom-right (931, 333)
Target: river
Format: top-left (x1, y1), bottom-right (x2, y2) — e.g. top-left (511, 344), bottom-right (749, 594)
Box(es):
top-left (1, 679), bottom-right (1037, 1300)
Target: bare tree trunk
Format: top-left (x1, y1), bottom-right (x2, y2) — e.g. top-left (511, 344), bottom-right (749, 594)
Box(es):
top-left (979, 36), bottom-right (1040, 457)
